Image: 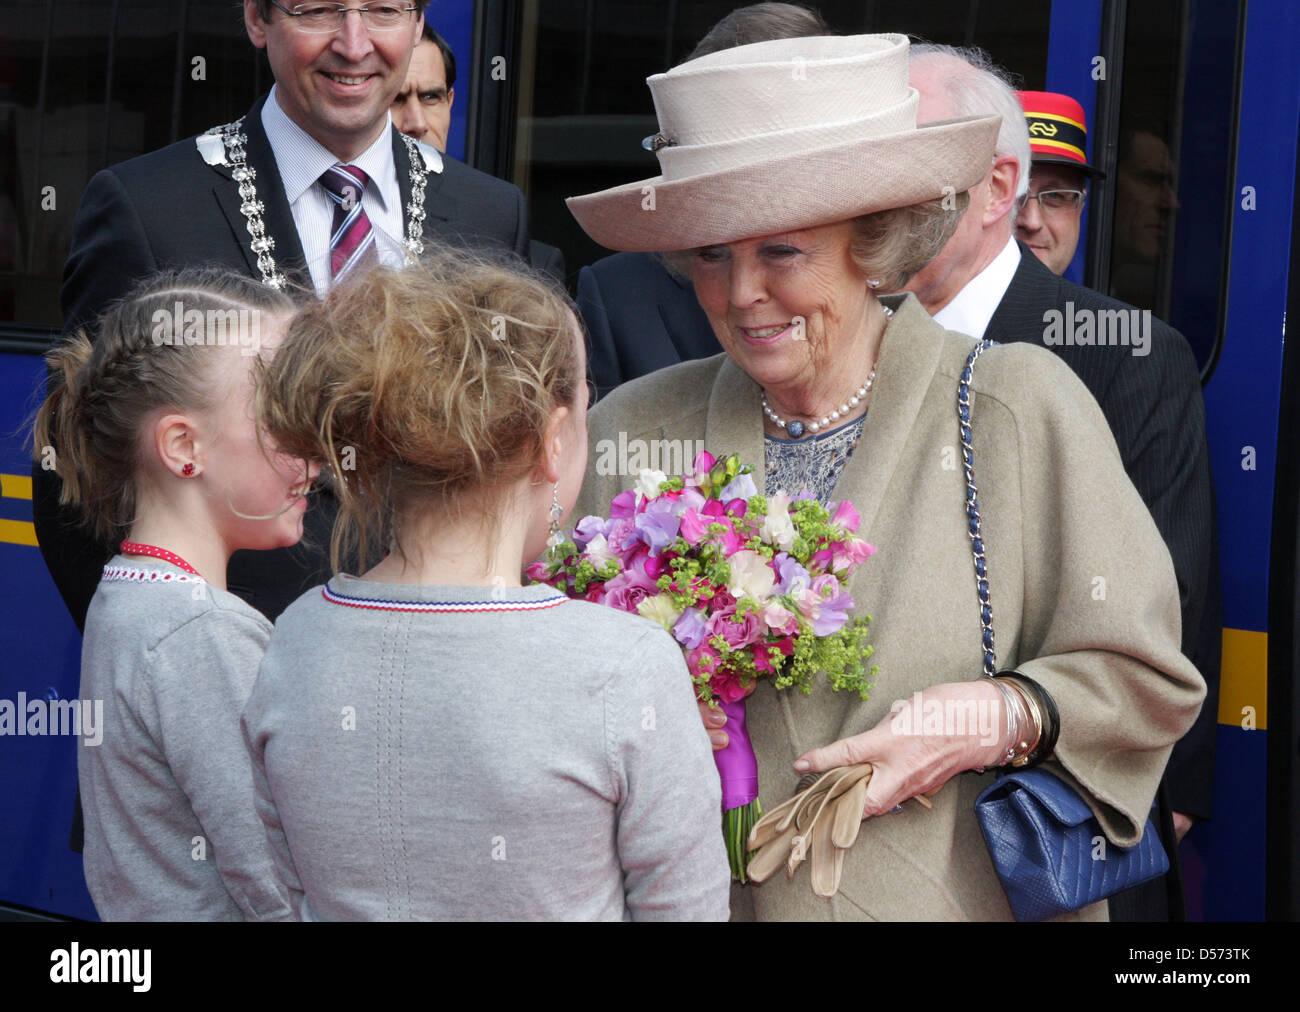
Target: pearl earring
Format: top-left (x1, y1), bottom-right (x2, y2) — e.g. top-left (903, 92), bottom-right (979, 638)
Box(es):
top-left (867, 279), bottom-right (882, 289)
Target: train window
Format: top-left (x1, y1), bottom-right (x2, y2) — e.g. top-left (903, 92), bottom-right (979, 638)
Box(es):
top-left (0, 2), bottom-right (262, 333)
top-left (511, 1), bottom-right (1052, 284)
top-left (1105, 0), bottom-right (1241, 374)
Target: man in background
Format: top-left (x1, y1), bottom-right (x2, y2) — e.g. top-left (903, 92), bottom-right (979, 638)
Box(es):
top-left (389, 20), bottom-right (566, 284)
top-left (1014, 90), bottom-right (1105, 276)
top-left (904, 44), bottom-right (1220, 919)
top-left (391, 23), bottom-right (456, 152)
top-left (38, 0), bottom-right (530, 630)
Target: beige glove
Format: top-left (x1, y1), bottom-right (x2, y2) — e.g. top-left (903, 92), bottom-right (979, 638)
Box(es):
top-left (745, 764), bottom-right (873, 897)
top-left (746, 764), bottom-right (937, 897)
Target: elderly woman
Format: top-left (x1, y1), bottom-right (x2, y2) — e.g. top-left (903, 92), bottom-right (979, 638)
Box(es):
top-left (566, 34), bottom-right (1204, 921)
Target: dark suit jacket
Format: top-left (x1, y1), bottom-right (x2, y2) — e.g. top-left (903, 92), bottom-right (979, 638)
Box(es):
top-left (529, 240), bottom-right (566, 286)
top-left (985, 244), bottom-right (1222, 825)
top-left (577, 251), bottom-right (721, 400)
top-left (35, 92), bottom-right (532, 631)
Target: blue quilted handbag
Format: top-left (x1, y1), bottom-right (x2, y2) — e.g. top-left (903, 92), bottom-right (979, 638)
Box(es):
top-left (958, 341), bottom-right (1170, 921)
top-left (974, 769), bottom-right (1169, 921)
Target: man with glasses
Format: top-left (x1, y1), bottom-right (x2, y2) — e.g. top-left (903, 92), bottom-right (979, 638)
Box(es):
top-left (40, 0), bottom-right (532, 633)
top-left (904, 45), bottom-right (1220, 922)
top-left (1014, 91), bottom-right (1105, 276)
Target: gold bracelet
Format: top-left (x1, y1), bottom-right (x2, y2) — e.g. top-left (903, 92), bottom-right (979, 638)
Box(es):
top-left (997, 677), bottom-right (1043, 767)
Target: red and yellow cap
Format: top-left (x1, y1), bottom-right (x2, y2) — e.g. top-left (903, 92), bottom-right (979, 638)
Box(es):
top-left (1017, 90), bottom-right (1105, 179)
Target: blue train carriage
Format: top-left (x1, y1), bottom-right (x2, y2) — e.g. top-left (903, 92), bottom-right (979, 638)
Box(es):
top-left (0, 0), bottom-right (1296, 921)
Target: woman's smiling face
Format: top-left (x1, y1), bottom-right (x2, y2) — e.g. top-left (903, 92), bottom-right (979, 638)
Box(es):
top-left (689, 220), bottom-right (874, 396)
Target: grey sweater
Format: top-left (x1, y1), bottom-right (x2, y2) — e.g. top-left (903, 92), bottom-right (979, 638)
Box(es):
top-left (79, 557), bottom-right (293, 921)
top-left (242, 576), bottom-right (731, 921)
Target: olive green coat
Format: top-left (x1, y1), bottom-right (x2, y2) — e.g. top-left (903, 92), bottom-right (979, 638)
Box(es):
top-left (575, 293), bottom-right (1206, 921)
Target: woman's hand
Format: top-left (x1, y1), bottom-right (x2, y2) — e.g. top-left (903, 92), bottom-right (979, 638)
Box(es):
top-left (699, 700), bottom-right (729, 750)
top-left (696, 684), bottom-right (758, 751)
top-left (793, 680), bottom-right (1011, 817)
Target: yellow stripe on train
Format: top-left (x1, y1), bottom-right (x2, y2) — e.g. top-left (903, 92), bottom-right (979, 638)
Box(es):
top-left (0, 518), bottom-right (37, 547)
top-left (1, 474), bottom-right (33, 500)
top-left (1219, 628), bottom-right (1266, 730)
top-left (0, 474), bottom-right (37, 546)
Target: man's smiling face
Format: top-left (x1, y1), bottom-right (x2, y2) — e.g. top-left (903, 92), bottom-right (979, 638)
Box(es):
top-left (244, 1), bottom-right (425, 162)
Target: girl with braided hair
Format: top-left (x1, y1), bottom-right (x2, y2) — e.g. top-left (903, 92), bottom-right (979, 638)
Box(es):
top-left (32, 268), bottom-right (314, 920)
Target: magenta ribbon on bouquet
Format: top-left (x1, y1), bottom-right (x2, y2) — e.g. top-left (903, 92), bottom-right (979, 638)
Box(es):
top-left (527, 450), bottom-right (878, 882)
top-left (717, 696), bottom-right (762, 879)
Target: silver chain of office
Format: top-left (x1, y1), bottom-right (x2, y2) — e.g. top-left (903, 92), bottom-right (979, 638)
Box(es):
top-left (202, 118), bottom-right (429, 289)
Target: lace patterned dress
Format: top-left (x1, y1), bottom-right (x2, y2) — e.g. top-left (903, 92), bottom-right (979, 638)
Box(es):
top-left (763, 416), bottom-right (867, 505)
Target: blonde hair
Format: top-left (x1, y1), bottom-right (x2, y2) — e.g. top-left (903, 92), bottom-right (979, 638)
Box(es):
top-left (257, 254), bottom-right (581, 574)
top-left (32, 269), bottom-right (294, 543)
top-left (848, 193), bottom-right (971, 290)
top-left (657, 193), bottom-right (969, 290)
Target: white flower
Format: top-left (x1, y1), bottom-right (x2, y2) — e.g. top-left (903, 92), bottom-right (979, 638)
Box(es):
top-left (726, 550), bottom-right (776, 603)
top-left (637, 593), bottom-right (684, 632)
top-left (583, 533), bottom-right (616, 569)
top-left (759, 493), bottom-right (796, 550)
top-left (636, 469), bottom-right (669, 499)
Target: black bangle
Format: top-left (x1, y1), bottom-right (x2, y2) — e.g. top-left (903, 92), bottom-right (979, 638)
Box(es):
top-left (994, 670), bottom-right (1059, 767)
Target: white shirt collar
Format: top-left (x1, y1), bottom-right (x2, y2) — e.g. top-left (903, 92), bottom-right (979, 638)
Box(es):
top-left (260, 85), bottom-right (396, 214)
top-left (931, 236), bottom-right (1022, 341)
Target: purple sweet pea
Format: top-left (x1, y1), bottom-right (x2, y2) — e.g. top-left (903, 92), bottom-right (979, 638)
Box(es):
top-left (776, 553), bottom-right (811, 595)
top-left (635, 498), bottom-right (681, 553)
top-left (809, 574), bottom-right (854, 636)
top-left (573, 515), bottom-right (608, 547)
top-left (672, 607), bottom-right (709, 649)
top-left (673, 486), bottom-right (706, 516)
top-left (719, 473), bottom-right (758, 501)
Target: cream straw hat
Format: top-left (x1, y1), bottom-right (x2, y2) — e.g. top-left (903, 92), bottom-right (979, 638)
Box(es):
top-left (566, 34), bottom-right (999, 252)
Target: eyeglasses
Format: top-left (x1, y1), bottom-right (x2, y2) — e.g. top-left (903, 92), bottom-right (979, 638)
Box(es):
top-left (268, 2), bottom-right (418, 33)
top-left (1020, 189), bottom-right (1086, 214)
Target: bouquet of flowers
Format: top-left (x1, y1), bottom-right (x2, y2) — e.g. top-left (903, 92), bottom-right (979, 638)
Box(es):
top-left (527, 451), bottom-right (878, 880)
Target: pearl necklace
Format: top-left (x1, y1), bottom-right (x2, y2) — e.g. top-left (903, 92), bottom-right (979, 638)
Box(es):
top-left (761, 307), bottom-right (892, 439)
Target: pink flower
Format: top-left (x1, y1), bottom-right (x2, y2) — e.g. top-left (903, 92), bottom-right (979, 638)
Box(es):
top-left (605, 517), bottom-right (638, 555)
top-left (831, 537), bottom-right (876, 571)
top-left (602, 558), bottom-right (659, 614)
top-left (831, 500), bottom-right (862, 533)
top-left (679, 508), bottom-right (709, 546)
top-left (610, 489), bottom-right (637, 519)
top-left (708, 608), bottom-right (762, 650)
top-left (709, 664), bottom-right (752, 703)
top-left (688, 643), bottom-right (720, 677)
top-left (692, 450), bottom-right (716, 478)
top-left (753, 638), bottom-right (793, 674)
top-left (761, 601), bottom-right (799, 635)
top-left (644, 552), bottom-right (669, 580)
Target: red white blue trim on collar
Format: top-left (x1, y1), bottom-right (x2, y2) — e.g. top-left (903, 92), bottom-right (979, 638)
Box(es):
top-left (321, 584), bottom-right (568, 613)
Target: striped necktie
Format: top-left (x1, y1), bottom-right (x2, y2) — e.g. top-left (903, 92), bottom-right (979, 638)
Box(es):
top-left (319, 163), bottom-right (376, 280)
